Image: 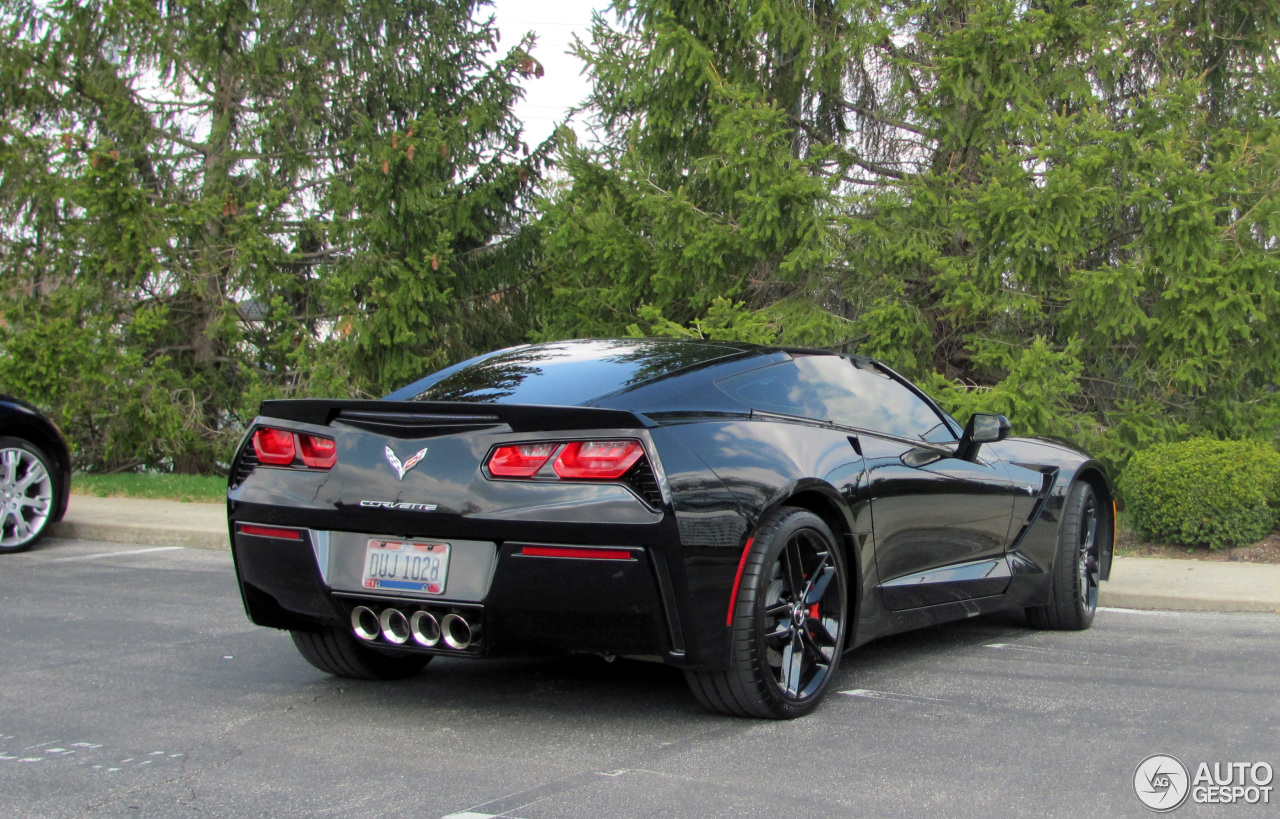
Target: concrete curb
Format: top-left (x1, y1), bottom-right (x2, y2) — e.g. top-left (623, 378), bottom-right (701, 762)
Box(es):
top-left (1099, 589), bottom-right (1280, 613)
top-left (52, 495), bottom-right (229, 552)
top-left (50, 519), bottom-right (229, 551)
top-left (1101, 556), bottom-right (1280, 614)
top-left (48, 496), bottom-right (1280, 614)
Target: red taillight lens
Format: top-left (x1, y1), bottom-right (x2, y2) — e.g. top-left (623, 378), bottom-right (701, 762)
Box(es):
top-left (488, 443), bottom-right (556, 477)
top-left (251, 427), bottom-right (336, 470)
top-left (298, 434), bottom-right (337, 469)
top-left (553, 440), bottom-right (643, 479)
top-left (253, 428), bottom-right (296, 465)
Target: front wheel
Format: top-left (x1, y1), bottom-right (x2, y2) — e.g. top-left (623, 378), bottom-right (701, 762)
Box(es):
top-left (686, 507), bottom-right (848, 719)
top-left (1026, 481), bottom-right (1102, 630)
top-left (0, 436), bottom-right (58, 554)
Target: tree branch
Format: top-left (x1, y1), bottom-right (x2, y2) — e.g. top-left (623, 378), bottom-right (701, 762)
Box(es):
top-left (841, 100), bottom-right (930, 138)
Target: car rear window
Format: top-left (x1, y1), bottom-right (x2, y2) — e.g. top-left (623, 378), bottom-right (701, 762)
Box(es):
top-left (395, 340), bottom-right (743, 406)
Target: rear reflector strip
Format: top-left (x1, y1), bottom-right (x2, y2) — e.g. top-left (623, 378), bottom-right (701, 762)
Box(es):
top-left (238, 524), bottom-right (304, 540)
top-left (519, 545), bottom-right (634, 560)
top-left (726, 537), bottom-right (755, 626)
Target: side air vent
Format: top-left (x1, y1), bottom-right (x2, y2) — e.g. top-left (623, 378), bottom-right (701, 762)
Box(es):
top-left (229, 446), bottom-right (260, 489)
top-left (622, 457), bottom-right (664, 509)
top-left (649, 550), bottom-right (686, 654)
top-left (334, 410), bottom-right (504, 438)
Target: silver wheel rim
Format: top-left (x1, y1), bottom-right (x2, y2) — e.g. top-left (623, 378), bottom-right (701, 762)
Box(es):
top-left (0, 447), bottom-right (53, 548)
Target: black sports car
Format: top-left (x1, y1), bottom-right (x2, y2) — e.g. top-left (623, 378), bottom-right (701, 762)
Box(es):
top-left (0, 394), bottom-right (72, 553)
top-left (228, 339), bottom-right (1113, 718)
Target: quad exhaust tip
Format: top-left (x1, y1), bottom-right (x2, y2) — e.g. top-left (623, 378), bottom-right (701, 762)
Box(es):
top-left (410, 610), bottom-right (441, 647)
top-left (379, 608), bottom-right (411, 644)
top-left (351, 606), bottom-right (380, 641)
top-left (351, 605), bottom-right (476, 650)
top-left (441, 613), bottom-right (474, 650)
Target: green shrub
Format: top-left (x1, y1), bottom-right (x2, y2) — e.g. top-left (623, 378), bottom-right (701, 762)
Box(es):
top-left (1118, 438), bottom-right (1280, 549)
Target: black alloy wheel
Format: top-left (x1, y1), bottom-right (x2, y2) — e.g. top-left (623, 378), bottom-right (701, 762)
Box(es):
top-left (686, 507), bottom-right (848, 719)
top-left (1077, 492), bottom-right (1101, 613)
top-left (1026, 481), bottom-right (1101, 630)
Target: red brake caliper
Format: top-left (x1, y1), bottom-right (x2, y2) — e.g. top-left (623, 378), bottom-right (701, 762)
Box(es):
top-left (802, 571), bottom-right (819, 633)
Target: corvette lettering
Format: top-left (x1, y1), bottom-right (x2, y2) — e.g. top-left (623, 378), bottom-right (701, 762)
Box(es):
top-left (359, 500), bottom-right (438, 511)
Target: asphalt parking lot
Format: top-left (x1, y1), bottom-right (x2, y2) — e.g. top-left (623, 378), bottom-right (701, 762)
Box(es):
top-left (2, 539), bottom-right (1277, 819)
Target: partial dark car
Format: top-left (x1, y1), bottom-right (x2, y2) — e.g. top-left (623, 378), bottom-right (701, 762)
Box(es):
top-left (227, 339), bottom-right (1113, 718)
top-left (0, 394), bottom-right (71, 553)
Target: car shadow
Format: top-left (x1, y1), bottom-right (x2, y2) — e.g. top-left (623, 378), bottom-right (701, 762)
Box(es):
top-left (270, 608), bottom-right (1035, 721)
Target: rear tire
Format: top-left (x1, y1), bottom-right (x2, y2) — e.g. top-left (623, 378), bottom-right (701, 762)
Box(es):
top-left (290, 627), bottom-right (432, 680)
top-left (0, 436), bottom-right (58, 554)
top-left (686, 507), bottom-right (848, 719)
top-left (1026, 481), bottom-right (1101, 630)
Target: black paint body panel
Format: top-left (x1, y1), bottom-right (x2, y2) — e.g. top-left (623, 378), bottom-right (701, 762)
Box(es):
top-left (233, 531), bottom-right (342, 630)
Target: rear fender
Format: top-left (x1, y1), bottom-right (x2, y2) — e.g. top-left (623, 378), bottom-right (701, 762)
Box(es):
top-left (1074, 461), bottom-right (1115, 581)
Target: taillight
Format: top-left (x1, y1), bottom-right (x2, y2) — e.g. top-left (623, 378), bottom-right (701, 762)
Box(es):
top-left (553, 440), bottom-right (643, 479)
top-left (488, 443), bottom-right (556, 477)
top-left (250, 427), bottom-right (336, 470)
top-left (253, 428), bottom-right (296, 465)
top-left (298, 434), bottom-right (337, 469)
top-left (486, 439), bottom-right (644, 481)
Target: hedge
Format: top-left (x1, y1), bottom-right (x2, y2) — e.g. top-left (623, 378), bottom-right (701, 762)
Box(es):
top-left (1118, 438), bottom-right (1280, 550)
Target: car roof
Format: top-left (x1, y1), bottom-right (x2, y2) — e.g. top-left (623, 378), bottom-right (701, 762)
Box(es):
top-left (386, 338), bottom-right (788, 407)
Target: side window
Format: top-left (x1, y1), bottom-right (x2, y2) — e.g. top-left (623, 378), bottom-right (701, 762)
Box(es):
top-left (714, 361), bottom-right (828, 421)
top-left (716, 356), bottom-right (955, 442)
top-left (803, 356), bottom-right (955, 442)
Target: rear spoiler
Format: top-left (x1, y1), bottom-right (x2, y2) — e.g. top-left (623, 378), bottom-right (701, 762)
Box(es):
top-left (258, 399), bottom-right (653, 434)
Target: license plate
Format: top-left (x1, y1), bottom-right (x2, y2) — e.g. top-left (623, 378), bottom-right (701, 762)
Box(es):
top-left (361, 539), bottom-right (449, 595)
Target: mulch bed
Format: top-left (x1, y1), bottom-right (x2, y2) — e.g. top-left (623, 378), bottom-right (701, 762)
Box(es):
top-left (1116, 530), bottom-right (1280, 564)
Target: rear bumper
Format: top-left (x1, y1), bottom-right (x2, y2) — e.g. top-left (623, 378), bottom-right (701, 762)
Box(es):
top-left (230, 522), bottom-right (691, 664)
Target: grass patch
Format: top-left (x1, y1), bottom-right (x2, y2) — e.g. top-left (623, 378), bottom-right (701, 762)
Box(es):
top-left (73, 473), bottom-right (226, 503)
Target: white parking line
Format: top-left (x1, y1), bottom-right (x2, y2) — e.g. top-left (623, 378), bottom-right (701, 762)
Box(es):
top-left (985, 642), bottom-right (1054, 651)
top-left (47, 547), bottom-right (184, 563)
top-left (984, 642), bottom-right (1140, 661)
top-left (1099, 607), bottom-right (1280, 621)
top-left (838, 688), bottom-right (954, 704)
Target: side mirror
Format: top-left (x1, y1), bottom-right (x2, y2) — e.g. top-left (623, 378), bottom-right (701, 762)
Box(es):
top-left (955, 413), bottom-right (1011, 461)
